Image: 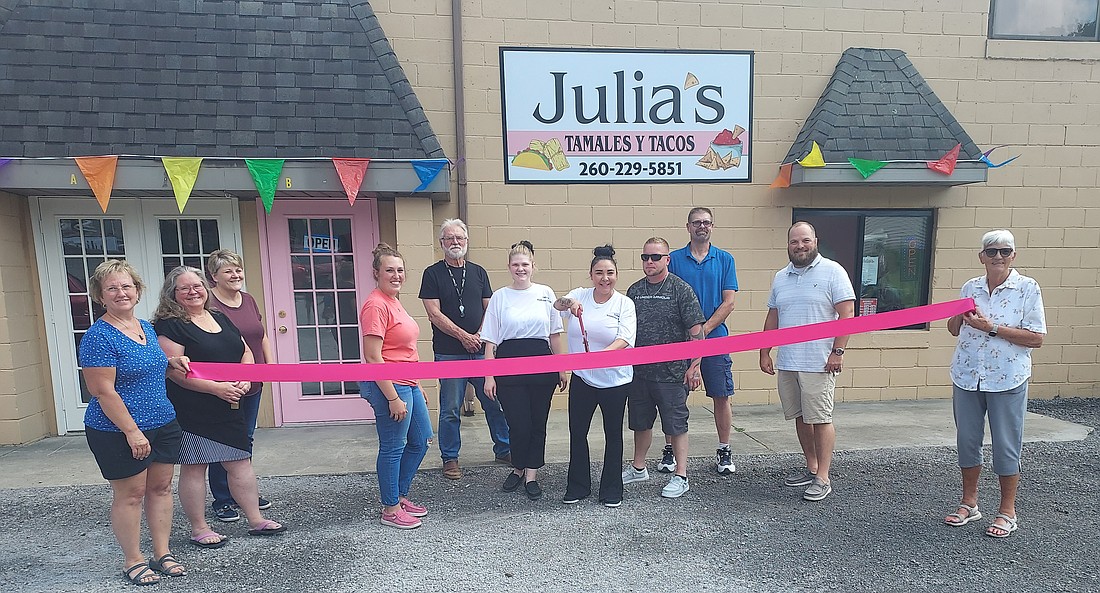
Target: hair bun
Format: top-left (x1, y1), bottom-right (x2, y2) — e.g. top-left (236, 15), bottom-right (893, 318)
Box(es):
top-left (593, 244), bottom-right (615, 258)
top-left (511, 240), bottom-right (535, 253)
top-left (373, 242), bottom-right (395, 257)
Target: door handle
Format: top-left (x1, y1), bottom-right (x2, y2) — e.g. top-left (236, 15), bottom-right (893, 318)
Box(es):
top-left (278, 326), bottom-right (288, 334)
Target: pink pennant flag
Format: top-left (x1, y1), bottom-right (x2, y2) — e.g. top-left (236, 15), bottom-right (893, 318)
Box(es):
top-left (332, 158), bottom-right (371, 205)
top-left (927, 143), bottom-right (961, 175)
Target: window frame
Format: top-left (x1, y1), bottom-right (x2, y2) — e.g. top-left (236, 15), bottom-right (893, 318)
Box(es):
top-left (792, 208), bottom-right (936, 330)
top-left (988, 0), bottom-right (1100, 42)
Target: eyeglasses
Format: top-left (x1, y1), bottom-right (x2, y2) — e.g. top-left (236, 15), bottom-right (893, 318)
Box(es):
top-left (104, 284), bottom-right (136, 294)
top-left (689, 220), bottom-right (713, 228)
top-left (640, 253), bottom-right (668, 262)
top-left (441, 235), bottom-right (467, 243)
top-left (175, 284), bottom-right (206, 294)
top-left (983, 248), bottom-right (1014, 257)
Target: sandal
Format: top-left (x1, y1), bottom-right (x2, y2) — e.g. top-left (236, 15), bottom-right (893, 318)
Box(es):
top-left (985, 513), bottom-right (1018, 538)
top-left (149, 553), bottom-right (186, 577)
top-left (944, 503), bottom-right (982, 526)
top-left (247, 519), bottom-right (287, 536)
top-left (123, 562), bottom-right (161, 586)
top-left (189, 530), bottom-right (229, 549)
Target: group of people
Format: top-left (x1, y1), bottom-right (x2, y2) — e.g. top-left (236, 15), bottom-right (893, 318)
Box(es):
top-left (82, 209), bottom-right (1046, 584)
top-left (80, 251), bottom-right (284, 586)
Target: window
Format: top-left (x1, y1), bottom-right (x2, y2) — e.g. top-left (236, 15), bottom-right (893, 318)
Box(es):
top-left (792, 209), bottom-right (934, 329)
top-left (990, 0), bottom-right (1099, 41)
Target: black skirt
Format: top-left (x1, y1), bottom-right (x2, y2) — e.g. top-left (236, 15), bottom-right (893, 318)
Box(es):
top-left (494, 338), bottom-right (559, 387)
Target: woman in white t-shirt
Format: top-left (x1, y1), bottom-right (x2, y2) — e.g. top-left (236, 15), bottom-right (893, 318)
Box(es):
top-left (554, 245), bottom-right (637, 508)
top-left (481, 241), bottom-right (567, 501)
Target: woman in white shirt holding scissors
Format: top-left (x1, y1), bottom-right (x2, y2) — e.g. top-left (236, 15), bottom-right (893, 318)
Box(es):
top-left (554, 245), bottom-right (637, 507)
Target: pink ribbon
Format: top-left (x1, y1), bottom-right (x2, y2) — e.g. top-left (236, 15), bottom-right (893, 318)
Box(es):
top-left (189, 299), bottom-right (973, 383)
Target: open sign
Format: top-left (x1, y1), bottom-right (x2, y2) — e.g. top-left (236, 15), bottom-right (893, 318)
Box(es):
top-left (305, 234), bottom-right (339, 253)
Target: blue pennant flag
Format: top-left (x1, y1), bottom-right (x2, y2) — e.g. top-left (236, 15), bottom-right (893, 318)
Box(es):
top-left (412, 159), bottom-right (448, 192)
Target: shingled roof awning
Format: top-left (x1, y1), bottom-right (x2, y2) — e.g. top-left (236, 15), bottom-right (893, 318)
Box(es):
top-left (0, 0), bottom-right (449, 198)
top-left (782, 48), bottom-right (987, 186)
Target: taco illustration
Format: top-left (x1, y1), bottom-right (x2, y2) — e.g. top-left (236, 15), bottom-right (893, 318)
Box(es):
top-left (513, 137), bottom-right (569, 171)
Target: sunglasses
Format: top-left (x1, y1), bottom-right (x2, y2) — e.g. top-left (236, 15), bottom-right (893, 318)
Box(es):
top-left (640, 253), bottom-right (668, 262)
top-left (983, 248), bottom-right (1014, 257)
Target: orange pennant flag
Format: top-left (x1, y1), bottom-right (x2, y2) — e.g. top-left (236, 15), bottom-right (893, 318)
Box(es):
top-left (75, 156), bottom-right (119, 212)
top-left (927, 143), bottom-right (961, 175)
top-left (332, 158), bottom-right (371, 205)
top-left (770, 163), bottom-right (792, 188)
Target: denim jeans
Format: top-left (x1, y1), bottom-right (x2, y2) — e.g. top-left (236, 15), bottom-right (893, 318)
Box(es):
top-left (436, 353), bottom-right (510, 462)
top-left (361, 381), bottom-right (433, 507)
top-left (209, 389), bottom-right (261, 508)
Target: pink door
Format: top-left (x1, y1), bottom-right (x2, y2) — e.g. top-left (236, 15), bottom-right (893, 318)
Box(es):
top-left (259, 199), bottom-right (379, 424)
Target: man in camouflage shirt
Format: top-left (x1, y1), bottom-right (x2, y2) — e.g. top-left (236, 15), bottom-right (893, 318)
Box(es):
top-left (621, 237), bottom-right (705, 499)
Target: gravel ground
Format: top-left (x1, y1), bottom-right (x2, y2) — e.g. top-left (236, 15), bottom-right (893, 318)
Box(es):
top-left (1, 397), bottom-right (1096, 593)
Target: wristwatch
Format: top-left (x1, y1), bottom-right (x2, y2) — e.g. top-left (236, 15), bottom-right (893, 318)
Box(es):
top-left (831, 348), bottom-right (845, 356)
top-left (988, 325), bottom-right (999, 337)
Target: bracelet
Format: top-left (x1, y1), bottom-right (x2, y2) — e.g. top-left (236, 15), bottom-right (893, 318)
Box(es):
top-left (386, 397), bottom-right (398, 402)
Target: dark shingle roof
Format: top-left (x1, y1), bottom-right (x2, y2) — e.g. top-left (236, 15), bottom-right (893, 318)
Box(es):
top-left (0, 0), bottom-right (445, 159)
top-left (783, 48), bottom-right (980, 164)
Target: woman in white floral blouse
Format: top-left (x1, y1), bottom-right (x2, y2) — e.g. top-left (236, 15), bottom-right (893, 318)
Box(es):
top-left (944, 229), bottom-right (1046, 539)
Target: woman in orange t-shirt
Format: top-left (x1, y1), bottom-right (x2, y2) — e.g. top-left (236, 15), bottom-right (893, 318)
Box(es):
top-left (359, 243), bottom-right (433, 530)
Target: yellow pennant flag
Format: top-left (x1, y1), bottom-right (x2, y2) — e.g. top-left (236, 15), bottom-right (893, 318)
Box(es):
top-left (161, 157), bottom-right (204, 213)
top-left (798, 141), bottom-right (826, 168)
top-left (74, 156), bottom-right (119, 212)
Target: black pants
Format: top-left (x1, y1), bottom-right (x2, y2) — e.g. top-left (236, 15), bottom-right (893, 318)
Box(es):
top-left (565, 376), bottom-right (628, 504)
top-left (497, 383), bottom-right (555, 470)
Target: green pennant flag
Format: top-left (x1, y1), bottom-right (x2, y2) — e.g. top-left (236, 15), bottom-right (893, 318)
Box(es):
top-left (245, 159), bottom-right (285, 213)
top-left (848, 157), bottom-right (888, 179)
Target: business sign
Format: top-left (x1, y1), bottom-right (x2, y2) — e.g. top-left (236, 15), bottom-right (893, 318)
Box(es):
top-left (500, 47), bottom-right (753, 184)
top-left (305, 234), bottom-right (338, 253)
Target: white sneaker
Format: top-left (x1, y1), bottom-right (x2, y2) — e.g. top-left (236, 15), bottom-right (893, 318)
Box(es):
top-left (621, 465), bottom-right (649, 485)
top-left (715, 447), bottom-right (735, 475)
top-left (657, 444), bottom-right (676, 473)
top-left (661, 475), bottom-right (690, 498)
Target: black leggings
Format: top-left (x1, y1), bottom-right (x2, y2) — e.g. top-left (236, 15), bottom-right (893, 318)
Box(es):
top-left (497, 383), bottom-right (555, 470)
top-left (565, 376), bottom-right (628, 504)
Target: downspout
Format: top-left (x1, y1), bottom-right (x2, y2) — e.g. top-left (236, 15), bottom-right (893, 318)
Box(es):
top-left (451, 0), bottom-right (468, 223)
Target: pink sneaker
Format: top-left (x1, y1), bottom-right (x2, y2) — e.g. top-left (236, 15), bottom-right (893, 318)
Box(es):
top-left (400, 498), bottom-right (428, 518)
top-left (381, 507), bottom-right (422, 529)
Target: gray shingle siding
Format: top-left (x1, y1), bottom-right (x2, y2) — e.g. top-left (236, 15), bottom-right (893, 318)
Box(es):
top-left (784, 48), bottom-right (981, 164)
top-left (0, 0), bottom-right (446, 159)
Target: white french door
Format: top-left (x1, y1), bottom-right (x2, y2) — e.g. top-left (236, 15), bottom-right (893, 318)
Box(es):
top-left (33, 197), bottom-right (240, 434)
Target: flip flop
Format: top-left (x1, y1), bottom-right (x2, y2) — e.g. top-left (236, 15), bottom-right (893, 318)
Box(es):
top-left (189, 530), bottom-right (229, 549)
top-left (944, 503), bottom-right (982, 526)
top-left (985, 513), bottom-right (1018, 538)
top-left (148, 553), bottom-right (186, 577)
top-left (123, 562), bottom-right (161, 586)
top-left (247, 519), bottom-right (287, 536)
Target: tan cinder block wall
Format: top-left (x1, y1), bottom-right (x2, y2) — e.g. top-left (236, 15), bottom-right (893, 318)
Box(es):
top-left (394, 197), bottom-right (443, 409)
top-left (373, 0), bottom-right (1100, 406)
top-left (0, 194), bottom-right (54, 444)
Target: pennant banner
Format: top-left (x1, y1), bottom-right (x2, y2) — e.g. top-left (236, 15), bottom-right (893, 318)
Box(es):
top-left (798, 141), bottom-right (825, 168)
top-left (245, 159), bottom-right (285, 213)
top-left (980, 145), bottom-right (1020, 168)
top-left (190, 299), bottom-right (974, 383)
top-left (848, 157), bottom-right (888, 179)
top-left (161, 157), bottom-right (203, 213)
top-left (769, 163), bottom-right (792, 188)
top-left (0, 158), bottom-right (11, 169)
top-left (74, 156), bottom-right (119, 213)
top-left (332, 158), bottom-right (371, 205)
top-left (412, 159), bottom-right (448, 192)
top-left (927, 143), bottom-right (961, 175)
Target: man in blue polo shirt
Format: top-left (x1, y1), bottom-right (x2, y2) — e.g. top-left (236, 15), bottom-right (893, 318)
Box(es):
top-left (668, 207), bottom-right (739, 476)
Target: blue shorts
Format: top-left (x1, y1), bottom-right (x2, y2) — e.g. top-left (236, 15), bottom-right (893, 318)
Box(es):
top-left (700, 354), bottom-right (734, 398)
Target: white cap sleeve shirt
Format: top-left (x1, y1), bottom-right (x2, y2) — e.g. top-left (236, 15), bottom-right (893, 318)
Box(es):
top-left (480, 284), bottom-right (563, 346)
top-left (560, 287), bottom-right (637, 388)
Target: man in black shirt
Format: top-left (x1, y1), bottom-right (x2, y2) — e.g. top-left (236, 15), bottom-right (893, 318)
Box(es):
top-left (419, 219), bottom-right (510, 480)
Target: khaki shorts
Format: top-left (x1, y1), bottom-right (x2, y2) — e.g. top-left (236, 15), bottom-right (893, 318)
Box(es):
top-left (777, 371), bottom-right (835, 424)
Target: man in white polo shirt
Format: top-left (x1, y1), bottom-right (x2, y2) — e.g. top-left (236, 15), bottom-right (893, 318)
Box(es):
top-left (759, 222), bottom-right (855, 502)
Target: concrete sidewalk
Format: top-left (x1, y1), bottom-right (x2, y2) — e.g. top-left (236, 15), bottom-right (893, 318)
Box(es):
top-left (1, 399), bottom-right (1089, 489)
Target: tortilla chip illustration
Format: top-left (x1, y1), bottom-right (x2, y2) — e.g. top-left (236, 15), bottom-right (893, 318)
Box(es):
top-left (696, 147), bottom-right (721, 171)
top-left (512, 149), bottom-right (552, 171)
top-left (722, 152), bottom-right (741, 169)
top-left (731, 124), bottom-right (746, 139)
top-left (515, 137), bottom-right (569, 171)
top-left (684, 72), bottom-right (699, 90)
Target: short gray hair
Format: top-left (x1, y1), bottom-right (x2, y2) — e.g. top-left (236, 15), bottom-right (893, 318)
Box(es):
top-left (438, 218), bottom-right (468, 240)
top-left (981, 229), bottom-right (1015, 250)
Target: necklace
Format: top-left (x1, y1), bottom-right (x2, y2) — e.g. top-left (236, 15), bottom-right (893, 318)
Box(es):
top-left (106, 312), bottom-right (144, 341)
top-left (446, 264), bottom-right (467, 317)
top-left (646, 276), bottom-right (668, 297)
